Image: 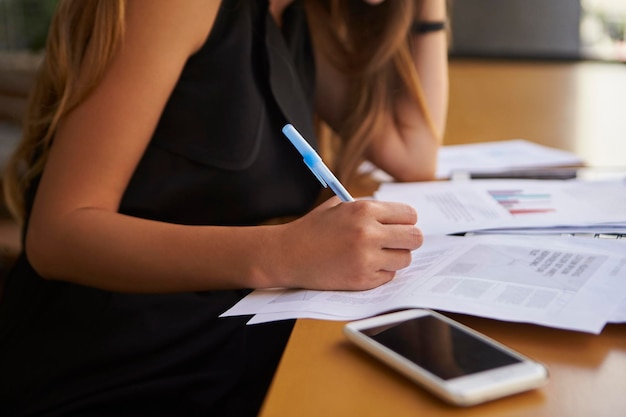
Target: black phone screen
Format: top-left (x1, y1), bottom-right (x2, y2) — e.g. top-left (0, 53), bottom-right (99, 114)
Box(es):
top-left (362, 315), bottom-right (522, 380)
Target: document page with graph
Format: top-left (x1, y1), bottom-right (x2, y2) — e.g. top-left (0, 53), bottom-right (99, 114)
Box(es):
top-left (374, 179), bottom-right (626, 236)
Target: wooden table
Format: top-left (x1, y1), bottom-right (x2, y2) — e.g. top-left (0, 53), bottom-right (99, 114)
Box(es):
top-left (259, 58), bottom-right (626, 417)
top-left (261, 318), bottom-right (626, 417)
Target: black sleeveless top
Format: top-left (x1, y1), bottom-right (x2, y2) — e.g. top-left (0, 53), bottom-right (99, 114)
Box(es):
top-left (0, 1), bottom-right (321, 416)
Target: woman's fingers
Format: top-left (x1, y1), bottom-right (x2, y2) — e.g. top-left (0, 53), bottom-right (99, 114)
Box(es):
top-left (380, 248), bottom-right (414, 272)
top-left (378, 223), bottom-right (423, 250)
top-left (372, 201), bottom-right (418, 225)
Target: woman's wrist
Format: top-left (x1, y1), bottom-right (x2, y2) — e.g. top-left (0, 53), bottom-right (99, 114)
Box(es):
top-left (411, 20), bottom-right (446, 35)
top-left (412, 0), bottom-right (447, 35)
top-left (418, 0), bottom-right (447, 21)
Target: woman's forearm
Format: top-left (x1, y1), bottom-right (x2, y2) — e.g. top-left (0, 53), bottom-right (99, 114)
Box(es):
top-left (412, 0), bottom-right (449, 136)
top-left (26, 197), bottom-right (423, 293)
top-left (26, 208), bottom-right (284, 293)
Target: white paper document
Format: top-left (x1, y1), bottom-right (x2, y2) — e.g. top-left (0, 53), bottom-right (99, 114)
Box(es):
top-left (375, 179), bottom-right (626, 236)
top-left (435, 139), bottom-right (584, 179)
top-left (222, 235), bottom-right (626, 334)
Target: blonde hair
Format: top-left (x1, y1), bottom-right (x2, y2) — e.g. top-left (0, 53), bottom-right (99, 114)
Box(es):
top-left (305, 0), bottom-right (440, 185)
top-left (2, 0), bottom-right (125, 224)
top-left (3, 0), bottom-right (440, 223)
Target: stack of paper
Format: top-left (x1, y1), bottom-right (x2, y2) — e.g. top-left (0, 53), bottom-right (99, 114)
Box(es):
top-left (360, 139), bottom-right (586, 182)
top-left (222, 140), bottom-right (626, 333)
top-left (435, 139), bottom-right (584, 179)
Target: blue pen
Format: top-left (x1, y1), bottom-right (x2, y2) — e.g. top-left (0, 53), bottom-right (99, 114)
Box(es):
top-left (282, 124), bottom-right (355, 202)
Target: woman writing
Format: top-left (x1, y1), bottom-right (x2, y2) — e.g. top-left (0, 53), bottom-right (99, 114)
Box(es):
top-left (0, 0), bottom-right (448, 415)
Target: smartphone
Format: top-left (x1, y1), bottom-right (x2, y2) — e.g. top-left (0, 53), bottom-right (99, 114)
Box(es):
top-left (344, 309), bottom-right (548, 406)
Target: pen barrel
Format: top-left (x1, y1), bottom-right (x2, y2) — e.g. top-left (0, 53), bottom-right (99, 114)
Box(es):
top-left (314, 161), bottom-right (354, 202)
top-left (282, 123), bottom-right (354, 202)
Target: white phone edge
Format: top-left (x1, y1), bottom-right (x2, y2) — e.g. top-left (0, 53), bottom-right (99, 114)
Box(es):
top-left (343, 309), bottom-right (549, 407)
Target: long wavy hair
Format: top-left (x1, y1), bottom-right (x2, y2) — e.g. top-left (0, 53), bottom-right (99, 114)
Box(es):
top-left (2, 0), bottom-right (125, 224)
top-left (305, 0), bottom-right (441, 185)
top-left (3, 0), bottom-right (440, 224)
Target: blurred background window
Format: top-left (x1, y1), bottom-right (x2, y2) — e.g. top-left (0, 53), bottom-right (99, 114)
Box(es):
top-left (581, 0), bottom-right (626, 62)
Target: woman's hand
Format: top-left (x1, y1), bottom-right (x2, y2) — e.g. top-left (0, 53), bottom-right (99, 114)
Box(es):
top-left (271, 197), bottom-right (423, 291)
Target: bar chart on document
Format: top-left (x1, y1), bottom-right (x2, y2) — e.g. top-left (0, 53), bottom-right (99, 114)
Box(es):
top-left (487, 189), bottom-right (555, 216)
